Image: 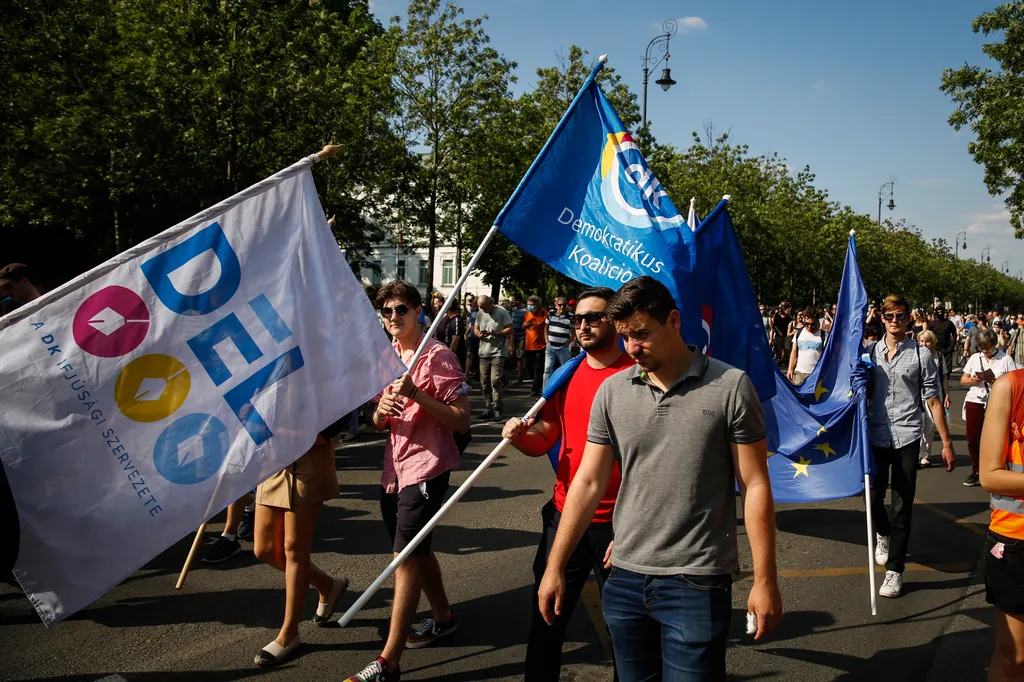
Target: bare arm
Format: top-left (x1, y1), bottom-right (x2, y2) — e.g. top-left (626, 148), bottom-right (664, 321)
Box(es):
top-left (495, 323), bottom-right (513, 337)
top-left (928, 396), bottom-right (956, 471)
top-left (787, 340), bottom-right (799, 379)
top-left (537, 441), bottom-right (616, 624)
top-left (732, 438), bottom-right (782, 640)
top-left (502, 416), bottom-right (561, 457)
top-left (980, 376), bottom-right (1024, 496)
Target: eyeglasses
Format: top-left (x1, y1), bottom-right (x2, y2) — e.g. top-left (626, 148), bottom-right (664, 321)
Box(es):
top-left (571, 312), bottom-right (606, 328)
top-left (381, 304), bottom-right (410, 318)
top-left (882, 312), bottom-right (908, 322)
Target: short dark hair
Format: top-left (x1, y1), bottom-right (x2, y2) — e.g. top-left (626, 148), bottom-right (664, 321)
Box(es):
top-left (606, 276), bottom-right (676, 324)
top-left (576, 286), bottom-right (616, 305)
top-left (375, 280), bottom-right (422, 310)
top-left (527, 295), bottom-right (541, 306)
top-left (802, 306), bottom-right (816, 319)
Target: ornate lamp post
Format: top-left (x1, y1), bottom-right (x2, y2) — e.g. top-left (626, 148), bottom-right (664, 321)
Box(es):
top-left (955, 230), bottom-right (967, 259)
top-left (641, 19), bottom-right (678, 130)
top-left (877, 176), bottom-right (897, 225)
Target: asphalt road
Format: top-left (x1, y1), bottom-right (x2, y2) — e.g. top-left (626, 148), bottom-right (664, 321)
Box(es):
top-left (0, 368), bottom-right (997, 681)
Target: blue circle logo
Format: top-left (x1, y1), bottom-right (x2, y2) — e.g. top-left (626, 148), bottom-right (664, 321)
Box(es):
top-left (153, 413), bottom-right (230, 485)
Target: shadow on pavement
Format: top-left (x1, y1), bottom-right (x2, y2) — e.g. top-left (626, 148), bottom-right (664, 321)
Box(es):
top-left (761, 604), bottom-right (994, 682)
top-left (9, 670), bottom-right (269, 682)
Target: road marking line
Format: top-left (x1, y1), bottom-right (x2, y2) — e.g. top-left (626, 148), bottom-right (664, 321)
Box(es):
top-left (580, 578), bottom-right (614, 660)
top-left (915, 497), bottom-right (989, 536)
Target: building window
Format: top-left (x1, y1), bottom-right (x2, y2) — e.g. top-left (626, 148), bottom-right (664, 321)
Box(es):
top-left (442, 259), bottom-right (454, 286)
top-left (418, 260), bottom-right (429, 286)
top-left (371, 259), bottom-right (382, 286)
top-left (397, 259), bottom-right (406, 281)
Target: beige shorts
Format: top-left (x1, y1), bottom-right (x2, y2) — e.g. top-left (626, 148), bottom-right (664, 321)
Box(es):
top-left (256, 439), bottom-right (339, 510)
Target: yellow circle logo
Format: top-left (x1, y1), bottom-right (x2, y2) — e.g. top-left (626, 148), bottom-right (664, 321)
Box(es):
top-left (114, 354), bottom-right (191, 422)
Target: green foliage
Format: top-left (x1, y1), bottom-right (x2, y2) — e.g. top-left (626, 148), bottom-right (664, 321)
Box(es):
top-left (1, 0), bottom-right (404, 283)
top-left (941, 2), bottom-right (1024, 236)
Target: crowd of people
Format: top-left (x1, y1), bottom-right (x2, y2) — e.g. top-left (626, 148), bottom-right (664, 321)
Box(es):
top-left (6, 256), bottom-right (1024, 681)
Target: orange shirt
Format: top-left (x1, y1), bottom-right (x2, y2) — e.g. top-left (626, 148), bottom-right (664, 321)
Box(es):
top-left (990, 369), bottom-right (1024, 540)
top-left (524, 310), bottom-right (547, 351)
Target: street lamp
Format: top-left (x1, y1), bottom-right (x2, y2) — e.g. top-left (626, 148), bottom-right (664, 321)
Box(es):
top-left (641, 19), bottom-right (678, 130)
top-left (982, 245), bottom-right (992, 265)
top-left (877, 176), bottom-right (897, 225)
top-left (955, 230), bottom-right (967, 260)
top-left (1002, 260), bottom-right (1010, 275)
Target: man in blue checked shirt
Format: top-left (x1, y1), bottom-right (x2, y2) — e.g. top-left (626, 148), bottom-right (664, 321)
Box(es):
top-left (867, 294), bottom-right (957, 599)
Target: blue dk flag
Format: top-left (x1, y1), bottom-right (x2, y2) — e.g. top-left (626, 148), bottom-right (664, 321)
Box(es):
top-left (494, 60), bottom-right (702, 348)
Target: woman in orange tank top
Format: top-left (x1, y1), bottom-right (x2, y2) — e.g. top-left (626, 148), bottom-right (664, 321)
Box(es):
top-left (979, 369), bottom-right (1024, 681)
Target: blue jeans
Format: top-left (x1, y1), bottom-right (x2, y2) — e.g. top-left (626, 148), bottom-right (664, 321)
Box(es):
top-left (601, 567), bottom-right (732, 682)
top-left (542, 345), bottom-right (572, 390)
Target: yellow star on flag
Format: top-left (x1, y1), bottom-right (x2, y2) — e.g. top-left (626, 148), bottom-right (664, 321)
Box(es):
top-left (847, 390), bottom-right (853, 400)
top-left (814, 380), bottom-right (830, 401)
top-left (767, 451), bottom-right (776, 458)
top-left (814, 443), bottom-right (837, 458)
top-left (791, 456), bottom-right (811, 478)
top-left (816, 425), bottom-right (828, 437)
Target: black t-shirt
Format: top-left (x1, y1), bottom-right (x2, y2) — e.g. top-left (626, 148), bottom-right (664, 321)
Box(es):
top-left (443, 314), bottom-right (466, 355)
top-left (773, 313), bottom-right (792, 335)
top-left (931, 318), bottom-right (957, 351)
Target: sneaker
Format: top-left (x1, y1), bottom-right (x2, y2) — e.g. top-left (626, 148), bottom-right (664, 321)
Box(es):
top-left (406, 615), bottom-right (458, 649)
top-left (491, 411), bottom-right (502, 422)
top-left (479, 409), bottom-right (494, 420)
top-left (963, 472), bottom-right (981, 487)
top-left (345, 657), bottom-right (400, 681)
top-left (237, 509), bottom-right (255, 542)
top-left (201, 536), bottom-right (241, 564)
top-left (874, 534), bottom-right (889, 567)
top-left (879, 570), bottom-right (903, 598)
top-left (919, 457), bottom-right (931, 468)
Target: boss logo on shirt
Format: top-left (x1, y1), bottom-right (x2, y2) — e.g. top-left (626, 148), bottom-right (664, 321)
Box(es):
top-left (703, 409), bottom-right (716, 416)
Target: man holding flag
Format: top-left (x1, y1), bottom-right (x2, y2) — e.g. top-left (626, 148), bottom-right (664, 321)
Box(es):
top-left (538, 276), bottom-right (781, 680)
top-left (501, 286), bottom-right (632, 681)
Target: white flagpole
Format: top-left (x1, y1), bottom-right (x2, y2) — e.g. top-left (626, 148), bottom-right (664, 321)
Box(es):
top-left (864, 474), bottom-right (878, 615)
top-left (405, 225), bottom-right (500, 372)
top-left (688, 197), bottom-right (697, 231)
top-left (336, 394), bottom-right (549, 628)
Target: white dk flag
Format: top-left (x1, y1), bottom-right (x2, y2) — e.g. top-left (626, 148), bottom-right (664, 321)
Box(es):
top-left (0, 160), bottom-right (404, 626)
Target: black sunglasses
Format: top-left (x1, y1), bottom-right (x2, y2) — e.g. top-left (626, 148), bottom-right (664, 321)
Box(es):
top-left (381, 304), bottom-right (410, 318)
top-left (571, 312), bottom-right (606, 328)
top-left (882, 312), bottom-right (908, 322)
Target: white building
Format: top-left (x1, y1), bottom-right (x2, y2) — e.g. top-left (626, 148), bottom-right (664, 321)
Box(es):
top-left (356, 243), bottom-right (501, 303)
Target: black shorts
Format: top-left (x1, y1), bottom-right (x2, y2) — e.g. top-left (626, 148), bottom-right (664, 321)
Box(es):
top-left (380, 471), bottom-right (451, 556)
top-left (985, 530), bottom-right (1024, 615)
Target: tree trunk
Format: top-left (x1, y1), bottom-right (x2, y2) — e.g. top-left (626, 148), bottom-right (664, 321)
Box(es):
top-left (426, 159), bottom-right (438, 301)
top-left (113, 203), bottom-right (120, 255)
top-left (454, 206), bottom-right (463, 304)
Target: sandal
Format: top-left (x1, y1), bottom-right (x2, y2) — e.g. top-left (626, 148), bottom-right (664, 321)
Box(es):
top-left (254, 636), bottom-right (300, 667)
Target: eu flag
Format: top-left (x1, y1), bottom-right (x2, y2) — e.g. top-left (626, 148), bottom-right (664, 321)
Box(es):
top-left (762, 234), bottom-right (872, 502)
top-left (493, 60), bottom-right (702, 347)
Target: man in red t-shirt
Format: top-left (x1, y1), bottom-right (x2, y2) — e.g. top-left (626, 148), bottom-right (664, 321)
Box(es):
top-left (503, 286), bottom-right (632, 681)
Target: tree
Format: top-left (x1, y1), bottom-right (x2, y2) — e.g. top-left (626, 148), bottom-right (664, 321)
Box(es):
top-left (390, 0), bottom-right (514, 298)
top-left (0, 0), bottom-right (405, 282)
top-left (942, 2), bottom-right (1024, 236)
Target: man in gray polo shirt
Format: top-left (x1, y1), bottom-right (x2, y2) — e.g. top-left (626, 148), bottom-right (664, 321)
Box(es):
top-left (538, 276), bottom-right (782, 681)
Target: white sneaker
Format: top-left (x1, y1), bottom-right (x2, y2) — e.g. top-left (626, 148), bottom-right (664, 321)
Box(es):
top-left (879, 570), bottom-right (903, 598)
top-left (874, 534), bottom-right (889, 566)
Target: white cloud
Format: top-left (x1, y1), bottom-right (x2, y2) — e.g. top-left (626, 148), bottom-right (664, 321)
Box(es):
top-left (678, 16), bottom-right (709, 33)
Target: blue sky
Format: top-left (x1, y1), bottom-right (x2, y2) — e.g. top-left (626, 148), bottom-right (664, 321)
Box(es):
top-left (370, 0), bottom-right (1021, 276)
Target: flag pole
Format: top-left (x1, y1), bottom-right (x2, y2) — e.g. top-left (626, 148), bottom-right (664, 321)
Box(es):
top-left (336, 395), bottom-right (549, 628)
top-left (175, 522), bottom-right (208, 589)
top-left (864, 474), bottom-right (877, 615)
top-left (849, 228), bottom-right (877, 616)
top-left (403, 56), bottom-right (610, 373)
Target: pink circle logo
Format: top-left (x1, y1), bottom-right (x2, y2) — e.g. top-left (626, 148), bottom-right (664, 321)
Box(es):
top-left (73, 286), bottom-right (151, 358)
